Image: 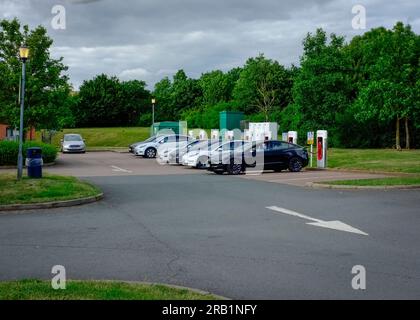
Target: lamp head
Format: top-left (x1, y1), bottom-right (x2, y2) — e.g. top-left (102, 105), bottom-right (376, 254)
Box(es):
top-left (19, 45), bottom-right (29, 61)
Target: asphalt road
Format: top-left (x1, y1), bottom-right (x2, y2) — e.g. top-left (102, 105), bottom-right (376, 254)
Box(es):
top-left (0, 153), bottom-right (419, 299)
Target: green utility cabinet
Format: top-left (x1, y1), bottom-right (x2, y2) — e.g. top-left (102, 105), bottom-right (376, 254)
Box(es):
top-left (151, 122), bottom-right (187, 136)
top-left (219, 111), bottom-right (244, 131)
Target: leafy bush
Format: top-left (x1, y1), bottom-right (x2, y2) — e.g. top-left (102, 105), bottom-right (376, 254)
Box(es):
top-left (182, 101), bottom-right (239, 129)
top-left (0, 141), bottom-right (57, 166)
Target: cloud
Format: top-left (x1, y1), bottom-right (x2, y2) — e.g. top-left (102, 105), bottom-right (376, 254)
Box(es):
top-left (119, 67), bottom-right (150, 80)
top-left (1, 0), bottom-right (418, 89)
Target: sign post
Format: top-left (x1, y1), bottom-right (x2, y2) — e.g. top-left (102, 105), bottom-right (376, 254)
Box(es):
top-left (307, 131), bottom-right (314, 168)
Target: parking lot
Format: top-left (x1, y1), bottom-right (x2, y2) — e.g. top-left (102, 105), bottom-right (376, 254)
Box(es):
top-left (1, 151), bottom-right (420, 299)
top-left (35, 151), bottom-right (390, 186)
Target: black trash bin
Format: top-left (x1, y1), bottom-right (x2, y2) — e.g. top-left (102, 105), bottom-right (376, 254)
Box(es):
top-left (26, 147), bottom-right (43, 178)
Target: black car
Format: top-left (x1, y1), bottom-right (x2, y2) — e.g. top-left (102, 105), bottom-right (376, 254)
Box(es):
top-left (208, 140), bottom-right (309, 175)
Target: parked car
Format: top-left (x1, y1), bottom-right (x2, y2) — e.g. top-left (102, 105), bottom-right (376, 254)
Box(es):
top-left (159, 140), bottom-right (205, 164)
top-left (208, 140), bottom-right (309, 175)
top-left (134, 134), bottom-right (195, 158)
top-left (129, 136), bottom-right (158, 153)
top-left (61, 134), bottom-right (86, 153)
top-left (182, 140), bottom-right (242, 169)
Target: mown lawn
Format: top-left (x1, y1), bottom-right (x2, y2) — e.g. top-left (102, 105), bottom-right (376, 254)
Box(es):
top-left (0, 174), bottom-right (101, 205)
top-left (328, 148), bottom-right (420, 174)
top-left (37, 127), bottom-right (151, 150)
top-left (0, 280), bottom-right (218, 300)
top-left (320, 176), bottom-right (420, 186)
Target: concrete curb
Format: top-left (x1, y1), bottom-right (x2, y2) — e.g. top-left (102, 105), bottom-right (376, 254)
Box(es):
top-left (0, 162), bottom-right (56, 170)
top-left (87, 149), bottom-right (129, 153)
top-left (0, 193), bottom-right (104, 212)
top-left (91, 280), bottom-right (231, 300)
top-left (307, 182), bottom-right (420, 190)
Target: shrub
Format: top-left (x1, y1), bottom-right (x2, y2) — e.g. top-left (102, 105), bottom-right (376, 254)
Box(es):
top-left (0, 141), bottom-right (57, 166)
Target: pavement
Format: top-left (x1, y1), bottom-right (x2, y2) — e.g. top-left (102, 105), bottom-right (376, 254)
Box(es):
top-left (0, 152), bottom-right (419, 299)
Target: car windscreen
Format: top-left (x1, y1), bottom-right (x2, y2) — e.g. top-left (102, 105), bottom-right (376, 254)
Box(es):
top-left (190, 141), bottom-right (218, 151)
top-left (64, 135), bottom-right (82, 142)
top-left (144, 136), bottom-right (157, 143)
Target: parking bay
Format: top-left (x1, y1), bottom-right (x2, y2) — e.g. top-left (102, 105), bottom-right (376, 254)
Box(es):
top-left (0, 151), bottom-right (419, 299)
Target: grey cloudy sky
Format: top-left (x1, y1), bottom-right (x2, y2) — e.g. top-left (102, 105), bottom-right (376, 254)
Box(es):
top-left (1, 0), bottom-right (419, 89)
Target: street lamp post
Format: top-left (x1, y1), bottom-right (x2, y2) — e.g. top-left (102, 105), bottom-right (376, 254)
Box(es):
top-left (151, 98), bottom-right (156, 127)
top-left (17, 45), bottom-right (29, 180)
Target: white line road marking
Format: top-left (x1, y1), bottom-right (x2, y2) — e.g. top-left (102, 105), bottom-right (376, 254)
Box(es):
top-left (266, 206), bottom-right (369, 236)
top-left (111, 165), bottom-right (132, 173)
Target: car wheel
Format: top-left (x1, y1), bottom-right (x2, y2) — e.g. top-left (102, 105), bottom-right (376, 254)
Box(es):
top-left (228, 163), bottom-right (243, 175)
top-left (145, 148), bottom-right (157, 158)
top-left (289, 157), bottom-right (303, 172)
top-left (214, 170), bottom-right (224, 175)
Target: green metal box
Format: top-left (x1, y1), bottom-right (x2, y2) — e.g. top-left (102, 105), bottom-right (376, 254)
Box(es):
top-left (151, 122), bottom-right (187, 136)
top-left (219, 111), bottom-right (244, 131)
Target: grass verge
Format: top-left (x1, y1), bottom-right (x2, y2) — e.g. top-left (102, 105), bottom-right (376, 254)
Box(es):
top-left (0, 280), bottom-right (218, 300)
top-left (37, 127), bottom-right (151, 149)
top-left (319, 176), bottom-right (420, 186)
top-left (327, 148), bottom-right (420, 174)
top-left (0, 174), bottom-right (101, 205)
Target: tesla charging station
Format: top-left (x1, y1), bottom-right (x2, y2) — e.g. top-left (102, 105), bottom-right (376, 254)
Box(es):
top-left (288, 131), bottom-right (298, 144)
top-left (317, 130), bottom-right (328, 169)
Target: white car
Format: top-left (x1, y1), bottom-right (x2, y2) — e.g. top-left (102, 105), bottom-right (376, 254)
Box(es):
top-left (182, 140), bottom-right (226, 168)
top-left (159, 140), bottom-right (204, 164)
top-left (61, 134), bottom-right (86, 153)
top-left (134, 134), bottom-right (194, 158)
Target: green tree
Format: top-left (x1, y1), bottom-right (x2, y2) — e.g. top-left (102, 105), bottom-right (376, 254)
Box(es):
top-left (153, 70), bottom-right (201, 121)
top-left (0, 18), bottom-right (73, 132)
top-left (170, 70), bottom-right (201, 118)
top-left (233, 54), bottom-right (293, 120)
top-left (119, 80), bottom-right (151, 126)
top-left (351, 22), bottom-right (419, 149)
top-left (199, 69), bottom-right (240, 106)
top-left (153, 77), bottom-right (172, 122)
top-left (75, 74), bottom-right (122, 127)
top-left (292, 29), bottom-right (352, 145)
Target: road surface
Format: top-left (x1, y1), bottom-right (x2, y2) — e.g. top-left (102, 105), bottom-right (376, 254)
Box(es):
top-left (0, 152), bottom-right (418, 299)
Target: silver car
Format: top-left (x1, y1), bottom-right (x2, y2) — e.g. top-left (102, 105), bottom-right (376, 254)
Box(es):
top-left (61, 134), bottom-right (86, 153)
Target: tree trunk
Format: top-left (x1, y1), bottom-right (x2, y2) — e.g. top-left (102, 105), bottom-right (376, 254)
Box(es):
top-left (405, 117), bottom-right (410, 150)
top-left (396, 116), bottom-right (401, 151)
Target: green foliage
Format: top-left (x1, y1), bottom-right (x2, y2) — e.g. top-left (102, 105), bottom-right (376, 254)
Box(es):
top-left (0, 140), bottom-right (57, 166)
top-left (72, 75), bottom-right (150, 127)
top-left (182, 101), bottom-right (238, 129)
top-left (233, 54), bottom-right (294, 118)
top-left (0, 18), bottom-right (73, 131)
top-left (350, 23), bottom-right (419, 148)
top-left (292, 29), bottom-right (352, 138)
top-left (153, 70), bottom-right (202, 121)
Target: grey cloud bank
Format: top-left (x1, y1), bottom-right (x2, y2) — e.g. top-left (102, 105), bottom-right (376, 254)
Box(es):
top-left (1, 0), bottom-right (419, 89)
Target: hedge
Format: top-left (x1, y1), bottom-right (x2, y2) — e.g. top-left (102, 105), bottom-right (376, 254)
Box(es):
top-left (0, 141), bottom-right (57, 166)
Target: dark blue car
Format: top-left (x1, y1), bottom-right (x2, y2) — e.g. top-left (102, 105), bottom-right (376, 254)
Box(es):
top-left (208, 140), bottom-right (309, 175)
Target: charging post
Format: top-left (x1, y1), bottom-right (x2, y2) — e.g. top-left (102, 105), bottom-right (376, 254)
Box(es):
top-left (307, 131), bottom-right (314, 168)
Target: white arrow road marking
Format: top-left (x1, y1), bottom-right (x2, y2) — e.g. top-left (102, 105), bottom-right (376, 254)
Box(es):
top-left (266, 206), bottom-right (369, 236)
top-left (111, 165), bottom-right (132, 173)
